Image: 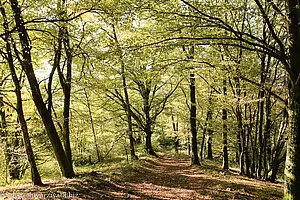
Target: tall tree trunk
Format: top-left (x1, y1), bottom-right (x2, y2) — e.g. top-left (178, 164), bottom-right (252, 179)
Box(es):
top-left (122, 75), bottom-right (138, 160)
top-left (263, 91), bottom-right (272, 180)
top-left (9, 0), bottom-right (74, 178)
top-left (236, 105), bottom-right (245, 175)
top-left (243, 92), bottom-right (251, 177)
top-left (257, 90), bottom-right (265, 178)
top-left (62, 35), bottom-right (73, 168)
top-left (234, 75), bottom-right (244, 174)
top-left (84, 89), bottom-right (102, 162)
top-left (140, 80), bottom-right (157, 157)
top-left (284, 0), bottom-right (300, 198)
top-left (0, 5), bottom-right (42, 185)
top-left (234, 76), bottom-right (242, 165)
top-left (207, 92), bottom-right (213, 160)
top-left (190, 73), bottom-right (200, 165)
top-left (222, 80), bottom-right (229, 170)
top-left (257, 53), bottom-right (267, 178)
top-left (112, 25), bottom-right (138, 161)
top-left (55, 0), bottom-right (73, 171)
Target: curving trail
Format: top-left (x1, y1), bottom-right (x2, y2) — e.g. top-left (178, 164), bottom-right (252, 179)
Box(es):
top-left (110, 155), bottom-right (283, 200)
top-left (0, 154), bottom-right (283, 199)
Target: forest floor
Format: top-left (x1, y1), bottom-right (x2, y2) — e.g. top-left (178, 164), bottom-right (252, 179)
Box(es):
top-left (0, 153), bottom-right (283, 200)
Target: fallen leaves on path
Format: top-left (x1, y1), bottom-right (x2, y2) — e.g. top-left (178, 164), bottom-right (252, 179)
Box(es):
top-left (0, 154), bottom-right (283, 199)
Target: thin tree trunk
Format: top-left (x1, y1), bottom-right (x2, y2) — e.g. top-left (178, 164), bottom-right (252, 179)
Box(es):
top-left (207, 135), bottom-right (213, 159)
top-left (172, 112), bottom-right (179, 154)
top-left (222, 80), bottom-right (229, 170)
top-left (55, 0), bottom-right (73, 171)
top-left (234, 76), bottom-right (242, 165)
top-left (190, 73), bottom-right (200, 165)
top-left (257, 52), bottom-right (267, 178)
top-left (0, 91), bottom-right (9, 185)
top-left (234, 75), bottom-right (245, 175)
top-left (207, 91), bottom-right (213, 160)
top-left (200, 112), bottom-right (209, 161)
top-left (243, 92), bottom-right (251, 177)
top-left (112, 25), bottom-right (138, 161)
top-left (264, 91), bottom-right (271, 180)
top-left (84, 89), bottom-right (102, 162)
top-left (62, 36), bottom-right (73, 168)
top-left (257, 89), bottom-right (265, 178)
top-left (187, 133), bottom-right (191, 155)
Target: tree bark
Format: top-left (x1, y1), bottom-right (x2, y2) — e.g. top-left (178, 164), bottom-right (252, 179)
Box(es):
top-left (112, 24), bottom-right (138, 161)
top-left (0, 5), bottom-right (43, 185)
top-left (145, 124), bottom-right (156, 156)
top-left (190, 73), bottom-right (200, 165)
top-left (172, 113), bottom-right (179, 154)
top-left (200, 111), bottom-right (209, 161)
top-left (263, 91), bottom-right (272, 180)
top-left (84, 89), bottom-right (102, 162)
top-left (55, 0), bottom-right (73, 171)
top-left (284, 0), bottom-right (300, 198)
top-left (187, 133), bottom-right (191, 155)
top-left (285, 84), bottom-right (300, 199)
top-left (9, 0), bottom-right (74, 178)
top-left (0, 89), bottom-right (9, 184)
top-left (222, 80), bottom-right (229, 170)
top-left (257, 91), bottom-right (265, 178)
top-left (142, 81), bottom-right (157, 157)
top-left (62, 37), bottom-right (73, 169)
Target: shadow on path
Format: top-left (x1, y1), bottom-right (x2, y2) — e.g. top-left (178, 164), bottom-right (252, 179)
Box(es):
top-left (0, 154), bottom-right (283, 199)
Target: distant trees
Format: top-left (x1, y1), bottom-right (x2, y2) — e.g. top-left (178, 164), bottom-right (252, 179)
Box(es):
top-left (0, 1), bottom-right (297, 197)
top-left (166, 0), bottom-right (297, 198)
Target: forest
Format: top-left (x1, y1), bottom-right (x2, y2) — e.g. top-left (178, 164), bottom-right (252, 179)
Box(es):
top-left (0, 0), bottom-right (299, 199)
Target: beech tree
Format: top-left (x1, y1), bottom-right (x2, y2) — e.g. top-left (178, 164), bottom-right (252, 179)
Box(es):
top-left (167, 0), bottom-right (299, 198)
top-left (8, 0), bottom-right (74, 178)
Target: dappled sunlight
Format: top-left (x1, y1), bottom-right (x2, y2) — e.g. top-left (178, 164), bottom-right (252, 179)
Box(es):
top-left (0, 155), bottom-right (283, 199)
top-left (126, 182), bottom-right (213, 200)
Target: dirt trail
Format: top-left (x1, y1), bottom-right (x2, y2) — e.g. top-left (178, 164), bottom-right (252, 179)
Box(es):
top-left (0, 155), bottom-right (283, 199)
top-left (113, 155), bottom-right (283, 200)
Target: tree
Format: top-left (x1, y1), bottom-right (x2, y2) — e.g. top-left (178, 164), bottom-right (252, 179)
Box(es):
top-left (0, 4), bottom-right (43, 185)
top-left (9, 0), bottom-right (74, 178)
top-left (167, 0), bottom-right (299, 197)
top-left (222, 79), bottom-right (229, 170)
top-left (190, 72), bottom-right (200, 165)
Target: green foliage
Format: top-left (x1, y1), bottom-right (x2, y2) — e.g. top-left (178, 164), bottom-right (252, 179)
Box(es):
top-left (0, 0), bottom-right (292, 192)
top-left (0, 147), bottom-right (6, 186)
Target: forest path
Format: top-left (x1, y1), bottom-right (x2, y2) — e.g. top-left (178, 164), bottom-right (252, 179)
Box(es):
top-left (0, 154), bottom-right (283, 199)
top-left (110, 154), bottom-right (283, 200)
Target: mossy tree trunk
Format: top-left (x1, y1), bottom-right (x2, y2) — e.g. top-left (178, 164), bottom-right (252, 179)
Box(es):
top-left (284, 0), bottom-right (300, 199)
